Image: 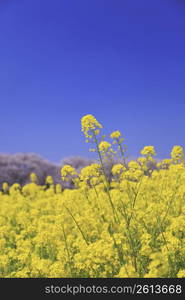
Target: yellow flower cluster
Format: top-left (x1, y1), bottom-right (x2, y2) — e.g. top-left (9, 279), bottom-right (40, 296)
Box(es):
top-left (140, 146), bottom-right (156, 157)
top-left (99, 141), bottom-right (111, 152)
top-left (80, 164), bottom-right (101, 186)
top-left (110, 131), bottom-right (121, 139)
top-left (81, 114), bottom-right (102, 139)
top-left (0, 114), bottom-right (185, 278)
top-left (61, 165), bottom-right (77, 181)
top-left (171, 145), bottom-right (184, 163)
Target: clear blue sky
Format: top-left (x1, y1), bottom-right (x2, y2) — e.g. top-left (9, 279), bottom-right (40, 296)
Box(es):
top-left (0, 0), bottom-right (185, 163)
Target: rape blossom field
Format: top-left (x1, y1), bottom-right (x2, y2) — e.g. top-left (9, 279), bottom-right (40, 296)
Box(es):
top-left (0, 114), bottom-right (185, 278)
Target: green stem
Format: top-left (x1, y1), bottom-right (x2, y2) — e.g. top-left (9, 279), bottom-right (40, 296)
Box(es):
top-left (93, 131), bottom-right (119, 223)
top-left (117, 139), bottom-right (127, 167)
top-left (64, 205), bottom-right (89, 245)
top-left (119, 198), bottom-right (138, 272)
top-left (127, 176), bottom-right (143, 226)
top-left (62, 225), bottom-right (73, 277)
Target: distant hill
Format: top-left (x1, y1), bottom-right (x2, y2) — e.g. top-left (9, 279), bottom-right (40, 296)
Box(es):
top-left (0, 153), bottom-right (93, 188)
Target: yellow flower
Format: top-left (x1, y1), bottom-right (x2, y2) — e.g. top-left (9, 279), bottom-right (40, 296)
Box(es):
top-left (128, 160), bottom-right (140, 170)
top-left (45, 176), bottom-right (54, 185)
top-left (81, 114), bottom-right (102, 139)
top-left (30, 173), bottom-right (38, 183)
top-left (141, 146), bottom-right (156, 157)
top-left (110, 131), bottom-right (121, 139)
top-left (171, 145), bottom-right (184, 163)
top-left (61, 165), bottom-right (77, 181)
top-left (98, 141), bottom-right (111, 152)
top-left (2, 182), bottom-right (9, 193)
top-left (111, 164), bottom-right (125, 176)
top-left (115, 264), bottom-right (139, 278)
top-left (177, 269), bottom-right (185, 278)
top-left (80, 164), bottom-right (101, 184)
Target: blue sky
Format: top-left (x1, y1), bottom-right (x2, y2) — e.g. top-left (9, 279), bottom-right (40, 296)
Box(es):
top-left (0, 0), bottom-right (185, 163)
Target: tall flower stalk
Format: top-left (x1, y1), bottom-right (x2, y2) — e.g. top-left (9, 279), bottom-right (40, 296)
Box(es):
top-left (81, 114), bottom-right (119, 223)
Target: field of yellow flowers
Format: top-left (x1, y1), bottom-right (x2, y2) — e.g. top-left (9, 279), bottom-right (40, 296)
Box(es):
top-left (0, 114), bottom-right (185, 278)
